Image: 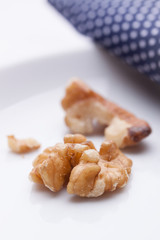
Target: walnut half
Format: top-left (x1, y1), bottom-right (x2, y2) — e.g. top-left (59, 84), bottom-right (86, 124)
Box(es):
top-left (61, 79), bottom-right (151, 148)
top-left (29, 134), bottom-right (132, 197)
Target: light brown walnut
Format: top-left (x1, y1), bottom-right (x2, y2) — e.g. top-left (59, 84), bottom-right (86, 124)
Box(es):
top-left (30, 134), bottom-right (132, 197)
top-left (8, 135), bottom-right (40, 153)
top-left (29, 134), bottom-right (95, 192)
top-left (67, 141), bottom-right (132, 197)
top-left (61, 79), bottom-right (151, 148)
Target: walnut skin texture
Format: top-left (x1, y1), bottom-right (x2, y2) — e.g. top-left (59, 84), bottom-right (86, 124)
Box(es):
top-left (67, 141), bottom-right (132, 197)
top-left (30, 134), bottom-right (132, 197)
top-left (61, 79), bottom-right (151, 148)
top-left (29, 134), bottom-right (95, 192)
top-left (8, 135), bottom-right (40, 153)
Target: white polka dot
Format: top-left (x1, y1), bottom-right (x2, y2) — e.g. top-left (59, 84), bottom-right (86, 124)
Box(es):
top-left (91, 2), bottom-right (99, 11)
top-left (133, 54), bottom-right (140, 62)
top-left (63, 9), bottom-right (70, 17)
top-left (140, 29), bottom-right (148, 37)
top-left (77, 13), bottom-right (87, 22)
top-left (94, 29), bottom-right (102, 38)
top-left (140, 52), bottom-right (147, 60)
top-left (148, 50), bottom-right (155, 58)
top-left (70, 5), bottom-right (81, 14)
top-left (122, 44), bottom-right (129, 53)
top-left (104, 16), bottom-right (112, 24)
top-left (130, 42), bottom-right (137, 51)
top-left (149, 38), bottom-right (156, 46)
top-left (121, 33), bottom-right (128, 42)
top-left (155, 1), bottom-right (160, 8)
top-left (70, 17), bottom-right (77, 25)
top-left (108, 7), bottom-right (116, 16)
top-left (153, 74), bottom-right (160, 81)
top-left (129, 6), bottom-right (137, 14)
top-left (112, 35), bottom-right (120, 44)
top-left (136, 13), bottom-right (144, 21)
top-left (143, 64), bottom-right (150, 72)
top-left (125, 13), bottom-right (133, 21)
top-left (150, 62), bottom-right (157, 70)
top-left (88, 11), bottom-right (96, 19)
top-left (122, 22), bottom-right (130, 31)
top-left (118, 7), bottom-right (126, 14)
top-left (147, 14), bottom-right (156, 21)
top-left (114, 47), bottom-right (122, 56)
top-left (81, 4), bottom-right (89, 12)
top-left (132, 21), bottom-right (141, 29)
top-left (133, 1), bottom-right (141, 7)
top-left (112, 24), bottom-right (120, 32)
top-left (151, 28), bottom-right (159, 36)
top-left (151, 7), bottom-right (159, 15)
top-left (95, 18), bottom-right (103, 27)
top-left (143, 21), bottom-right (152, 28)
top-left (86, 21), bottom-right (94, 30)
top-left (78, 23), bottom-right (87, 32)
top-left (114, 14), bottom-right (123, 23)
top-left (130, 31), bottom-right (138, 39)
top-left (103, 26), bottom-right (111, 35)
top-left (140, 6), bottom-right (149, 14)
top-left (97, 9), bottom-right (105, 17)
top-left (139, 40), bottom-right (146, 48)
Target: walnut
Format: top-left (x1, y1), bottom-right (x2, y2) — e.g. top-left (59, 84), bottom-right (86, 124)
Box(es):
top-left (8, 135), bottom-right (40, 153)
top-left (61, 79), bottom-right (151, 148)
top-left (29, 134), bottom-right (132, 197)
top-left (67, 141), bottom-right (132, 197)
top-left (29, 134), bottom-right (95, 192)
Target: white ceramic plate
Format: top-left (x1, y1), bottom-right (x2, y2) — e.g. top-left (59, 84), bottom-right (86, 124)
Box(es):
top-left (0, 47), bottom-right (160, 240)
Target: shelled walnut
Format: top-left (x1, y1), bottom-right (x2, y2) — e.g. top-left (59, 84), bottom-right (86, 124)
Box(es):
top-left (61, 79), bottom-right (151, 148)
top-left (29, 134), bottom-right (132, 197)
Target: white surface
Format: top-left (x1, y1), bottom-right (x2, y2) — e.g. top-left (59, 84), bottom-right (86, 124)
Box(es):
top-left (0, 0), bottom-right (91, 69)
top-left (0, 47), bottom-right (160, 240)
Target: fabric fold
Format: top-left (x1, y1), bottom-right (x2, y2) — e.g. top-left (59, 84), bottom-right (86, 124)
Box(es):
top-left (48, 0), bottom-right (160, 84)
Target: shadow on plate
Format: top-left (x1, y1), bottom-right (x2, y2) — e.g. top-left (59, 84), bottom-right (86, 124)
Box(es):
top-left (0, 45), bottom-right (160, 110)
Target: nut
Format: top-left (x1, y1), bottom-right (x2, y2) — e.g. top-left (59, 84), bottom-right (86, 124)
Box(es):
top-left (61, 79), bottom-right (151, 148)
top-left (67, 141), bottom-right (132, 197)
top-left (8, 135), bottom-right (40, 153)
top-left (29, 134), bottom-right (94, 192)
top-left (30, 134), bottom-right (132, 197)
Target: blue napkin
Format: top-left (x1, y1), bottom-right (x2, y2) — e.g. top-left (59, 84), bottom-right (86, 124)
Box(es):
top-left (48, 0), bottom-right (160, 83)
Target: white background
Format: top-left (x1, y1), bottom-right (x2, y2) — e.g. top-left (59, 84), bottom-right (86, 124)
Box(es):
top-left (0, 0), bottom-right (91, 69)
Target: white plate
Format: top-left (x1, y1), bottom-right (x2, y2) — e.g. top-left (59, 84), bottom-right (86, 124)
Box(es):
top-left (0, 47), bottom-right (160, 240)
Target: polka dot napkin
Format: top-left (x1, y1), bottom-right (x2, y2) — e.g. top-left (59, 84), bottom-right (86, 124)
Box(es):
top-left (48, 0), bottom-right (160, 84)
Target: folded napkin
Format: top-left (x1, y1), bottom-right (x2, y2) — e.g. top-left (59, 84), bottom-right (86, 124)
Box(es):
top-left (48, 0), bottom-right (160, 83)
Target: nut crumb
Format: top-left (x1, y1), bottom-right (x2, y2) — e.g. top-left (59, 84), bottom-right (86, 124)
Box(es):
top-left (8, 135), bottom-right (40, 153)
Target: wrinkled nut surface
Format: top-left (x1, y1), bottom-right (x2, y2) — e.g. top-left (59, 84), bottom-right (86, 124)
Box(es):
top-left (61, 79), bottom-right (151, 148)
top-left (30, 134), bottom-right (132, 197)
top-left (8, 135), bottom-right (40, 153)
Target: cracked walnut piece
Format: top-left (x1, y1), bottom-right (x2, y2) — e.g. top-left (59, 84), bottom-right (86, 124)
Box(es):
top-left (8, 135), bottom-right (40, 153)
top-left (61, 79), bottom-right (151, 148)
top-left (29, 134), bottom-right (132, 197)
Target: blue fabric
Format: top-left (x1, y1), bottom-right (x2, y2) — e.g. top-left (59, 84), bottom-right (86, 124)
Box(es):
top-left (48, 0), bottom-right (160, 83)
